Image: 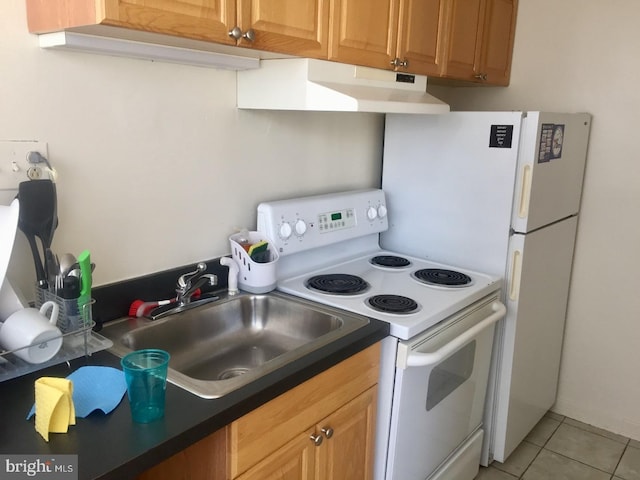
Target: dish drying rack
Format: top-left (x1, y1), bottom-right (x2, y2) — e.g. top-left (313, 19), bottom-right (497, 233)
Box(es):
top-left (0, 288), bottom-right (112, 382)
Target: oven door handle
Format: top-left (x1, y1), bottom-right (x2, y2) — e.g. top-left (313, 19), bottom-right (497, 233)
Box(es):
top-left (404, 301), bottom-right (506, 368)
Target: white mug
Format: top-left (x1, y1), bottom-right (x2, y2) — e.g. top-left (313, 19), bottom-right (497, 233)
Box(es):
top-left (0, 301), bottom-right (62, 364)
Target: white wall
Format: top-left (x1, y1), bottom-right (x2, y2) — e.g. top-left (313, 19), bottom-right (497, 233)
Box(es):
top-left (0, 1), bottom-right (383, 297)
top-left (431, 0), bottom-right (640, 440)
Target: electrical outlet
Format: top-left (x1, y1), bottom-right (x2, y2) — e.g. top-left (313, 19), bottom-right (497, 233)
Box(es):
top-left (0, 140), bottom-right (49, 190)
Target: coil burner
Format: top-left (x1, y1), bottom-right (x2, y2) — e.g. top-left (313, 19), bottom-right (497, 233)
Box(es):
top-left (366, 294), bottom-right (419, 314)
top-left (413, 268), bottom-right (472, 287)
top-left (306, 274), bottom-right (370, 295)
top-left (370, 255), bottom-right (412, 268)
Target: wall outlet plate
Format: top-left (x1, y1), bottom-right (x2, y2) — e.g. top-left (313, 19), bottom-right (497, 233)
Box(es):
top-left (0, 141), bottom-right (49, 191)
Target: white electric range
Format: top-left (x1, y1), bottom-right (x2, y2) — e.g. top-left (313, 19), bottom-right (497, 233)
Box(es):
top-left (257, 189), bottom-right (505, 480)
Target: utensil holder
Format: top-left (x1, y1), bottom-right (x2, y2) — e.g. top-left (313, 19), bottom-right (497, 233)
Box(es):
top-left (229, 231), bottom-right (279, 294)
top-left (35, 286), bottom-right (93, 334)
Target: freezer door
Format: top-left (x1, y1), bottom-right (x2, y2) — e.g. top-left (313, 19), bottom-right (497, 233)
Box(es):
top-left (491, 216), bottom-right (578, 463)
top-left (512, 113), bottom-right (591, 233)
top-left (381, 112), bottom-right (522, 276)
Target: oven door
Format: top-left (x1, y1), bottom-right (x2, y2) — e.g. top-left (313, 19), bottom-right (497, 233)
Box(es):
top-left (385, 295), bottom-right (505, 480)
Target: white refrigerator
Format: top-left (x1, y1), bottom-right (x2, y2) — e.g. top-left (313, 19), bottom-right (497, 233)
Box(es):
top-left (380, 111), bottom-right (591, 465)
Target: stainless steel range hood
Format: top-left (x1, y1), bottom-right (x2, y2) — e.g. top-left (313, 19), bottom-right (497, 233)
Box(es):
top-left (237, 58), bottom-right (449, 114)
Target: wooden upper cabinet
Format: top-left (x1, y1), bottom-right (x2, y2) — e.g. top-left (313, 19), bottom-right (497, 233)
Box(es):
top-left (237, 0), bottom-right (329, 57)
top-left (27, 0), bottom-right (329, 58)
top-left (328, 0), bottom-right (399, 70)
top-left (102, 0), bottom-right (236, 44)
top-left (442, 0), bottom-right (517, 85)
top-left (395, 0), bottom-right (447, 76)
top-left (442, 0), bottom-right (483, 80)
top-left (27, 0), bottom-right (237, 44)
top-left (477, 0), bottom-right (517, 85)
top-left (329, 0), bottom-right (447, 76)
top-left (27, 0), bottom-right (517, 84)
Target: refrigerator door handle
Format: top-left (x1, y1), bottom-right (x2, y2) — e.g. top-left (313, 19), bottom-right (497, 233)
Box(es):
top-left (509, 250), bottom-right (523, 300)
top-left (518, 165), bottom-right (533, 218)
top-left (403, 302), bottom-right (506, 368)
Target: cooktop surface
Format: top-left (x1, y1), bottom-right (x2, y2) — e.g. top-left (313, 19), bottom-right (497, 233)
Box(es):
top-left (278, 250), bottom-right (501, 340)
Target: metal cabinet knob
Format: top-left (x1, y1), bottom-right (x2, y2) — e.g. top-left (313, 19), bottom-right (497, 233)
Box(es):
top-left (229, 27), bottom-right (256, 42)
top-left (228, 26), bottom-right (242, 40)
top-left (242, 28), bottom-right (256, 42)
top-left (321, 427), bottom-right (334, 439)
top-left (310, 433), bottom-right (323, 446)
top-left (474, 73), bottom-right (488, 81)
top-left (390, 57), bottom-right (409, 68)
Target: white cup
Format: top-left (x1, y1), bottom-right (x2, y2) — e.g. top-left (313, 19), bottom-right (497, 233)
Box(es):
top-left (0, 301), bottom-right (62, 364)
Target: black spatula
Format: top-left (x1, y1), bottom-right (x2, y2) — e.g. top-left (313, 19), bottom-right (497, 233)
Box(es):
top-left (17, 179), bottom-right (57, 288)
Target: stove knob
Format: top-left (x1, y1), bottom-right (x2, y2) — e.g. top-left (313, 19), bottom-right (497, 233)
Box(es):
top-left (366, 206), bottom-right (378, 221)
top-left (279, 222), bottom-right (292, 240)
top-left (294, 219), bottom-right (307, 236)
top-left (377, 205), bottom-right (387, 219)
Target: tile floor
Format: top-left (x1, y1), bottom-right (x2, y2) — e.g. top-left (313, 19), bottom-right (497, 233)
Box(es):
top-left (475, 412), bottom-right (640, 480)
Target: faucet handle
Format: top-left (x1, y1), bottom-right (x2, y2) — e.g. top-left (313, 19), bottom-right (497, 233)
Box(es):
top-left (177, 262), bottom-right (207, 289)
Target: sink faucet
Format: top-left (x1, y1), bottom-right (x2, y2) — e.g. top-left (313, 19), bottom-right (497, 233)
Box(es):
top-left (147, 263), bottom-right (219, 320)
top-left (176, 262), bottom-right (218, 306)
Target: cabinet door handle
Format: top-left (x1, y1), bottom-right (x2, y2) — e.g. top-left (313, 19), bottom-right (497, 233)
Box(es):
top-left (228, 26), bottom-right (242, 40)
top-left (390, 58), bottom-right (409, 68)
top-left (474, 73), bottom-right (488, 81)
top-left (229, 27), bottom-right (256, 42)
top-left (321, 427), bottom-right (334, 439)
top-left (310, 434), bottom-right (323, 446)
top-left (242, 28), bottom-right (256, 42)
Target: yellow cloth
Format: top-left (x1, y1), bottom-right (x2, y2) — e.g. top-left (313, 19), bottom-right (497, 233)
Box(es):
top-left (34, 377), bottom-right (75, 442)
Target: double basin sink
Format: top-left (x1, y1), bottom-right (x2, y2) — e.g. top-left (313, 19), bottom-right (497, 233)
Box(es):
top-left (101, 292), bottom-right (369, 398)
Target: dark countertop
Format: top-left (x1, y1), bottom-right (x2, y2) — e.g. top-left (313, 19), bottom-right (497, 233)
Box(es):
top-left (0, 317), bottom-right (388, 480)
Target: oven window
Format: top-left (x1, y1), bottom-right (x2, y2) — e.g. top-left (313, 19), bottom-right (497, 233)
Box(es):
top-left (426, 341), bottom-right (476, 411)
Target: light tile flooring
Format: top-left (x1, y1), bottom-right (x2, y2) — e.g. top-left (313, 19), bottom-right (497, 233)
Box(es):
top-left (476, 412), bottom-right (640, 480)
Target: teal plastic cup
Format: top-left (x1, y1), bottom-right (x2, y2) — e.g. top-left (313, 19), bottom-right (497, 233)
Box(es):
top-left (121, 349), bottom-right (170, 423)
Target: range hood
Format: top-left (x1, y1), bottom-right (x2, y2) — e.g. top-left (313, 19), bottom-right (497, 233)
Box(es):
top-left (237, 58), bottom-right (449, 114)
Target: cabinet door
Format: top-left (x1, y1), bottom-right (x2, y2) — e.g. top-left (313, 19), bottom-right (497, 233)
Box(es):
top-left (395, 0), bottom-right (447, 76)
top-left (442, 0), bottom-right (483, 81)
top-left (316, 386), bottom-right (377, 480)
top-left (237, 0), bottom-right (329, 57)
top-left (329, 0), bottom-right (400, 70)
top-left (236, 429), bottom-right (316, 480)
top-left (136, 428), bottom-right (227, 480)
top-left (477, 0), bottom-right (517, 85)
top-left (101, 0), bottom-right (237, 44)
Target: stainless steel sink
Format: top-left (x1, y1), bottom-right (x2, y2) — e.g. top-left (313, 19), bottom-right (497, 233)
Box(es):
top-left (101, 291), bottom-right (369, 398)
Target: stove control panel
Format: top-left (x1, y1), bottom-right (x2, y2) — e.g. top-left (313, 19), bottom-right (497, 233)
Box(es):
top-left (318, 207), bottom-right (356, 233)
top-left (257, 189), bottom-right (388, 256)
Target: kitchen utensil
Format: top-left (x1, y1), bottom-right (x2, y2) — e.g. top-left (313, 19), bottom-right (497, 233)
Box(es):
top-left (0, 199), bottom-right (19, 288)
top-left (17, 180), bottom-right (57, 287)
top-left (77, 250), bottom-right (92, 328)
top-left (44, 248), bottom-right (59, 291)
top-left (0, 301), bottom-right (61, 363)
top-left (77, 250), bottom-right (92, 299)
top-left (121, 349), bottom-right (170, 423)
top-left (58, 253), bottom-right (77, 278)
top-left (60, 276), bottom-right (80, 300)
